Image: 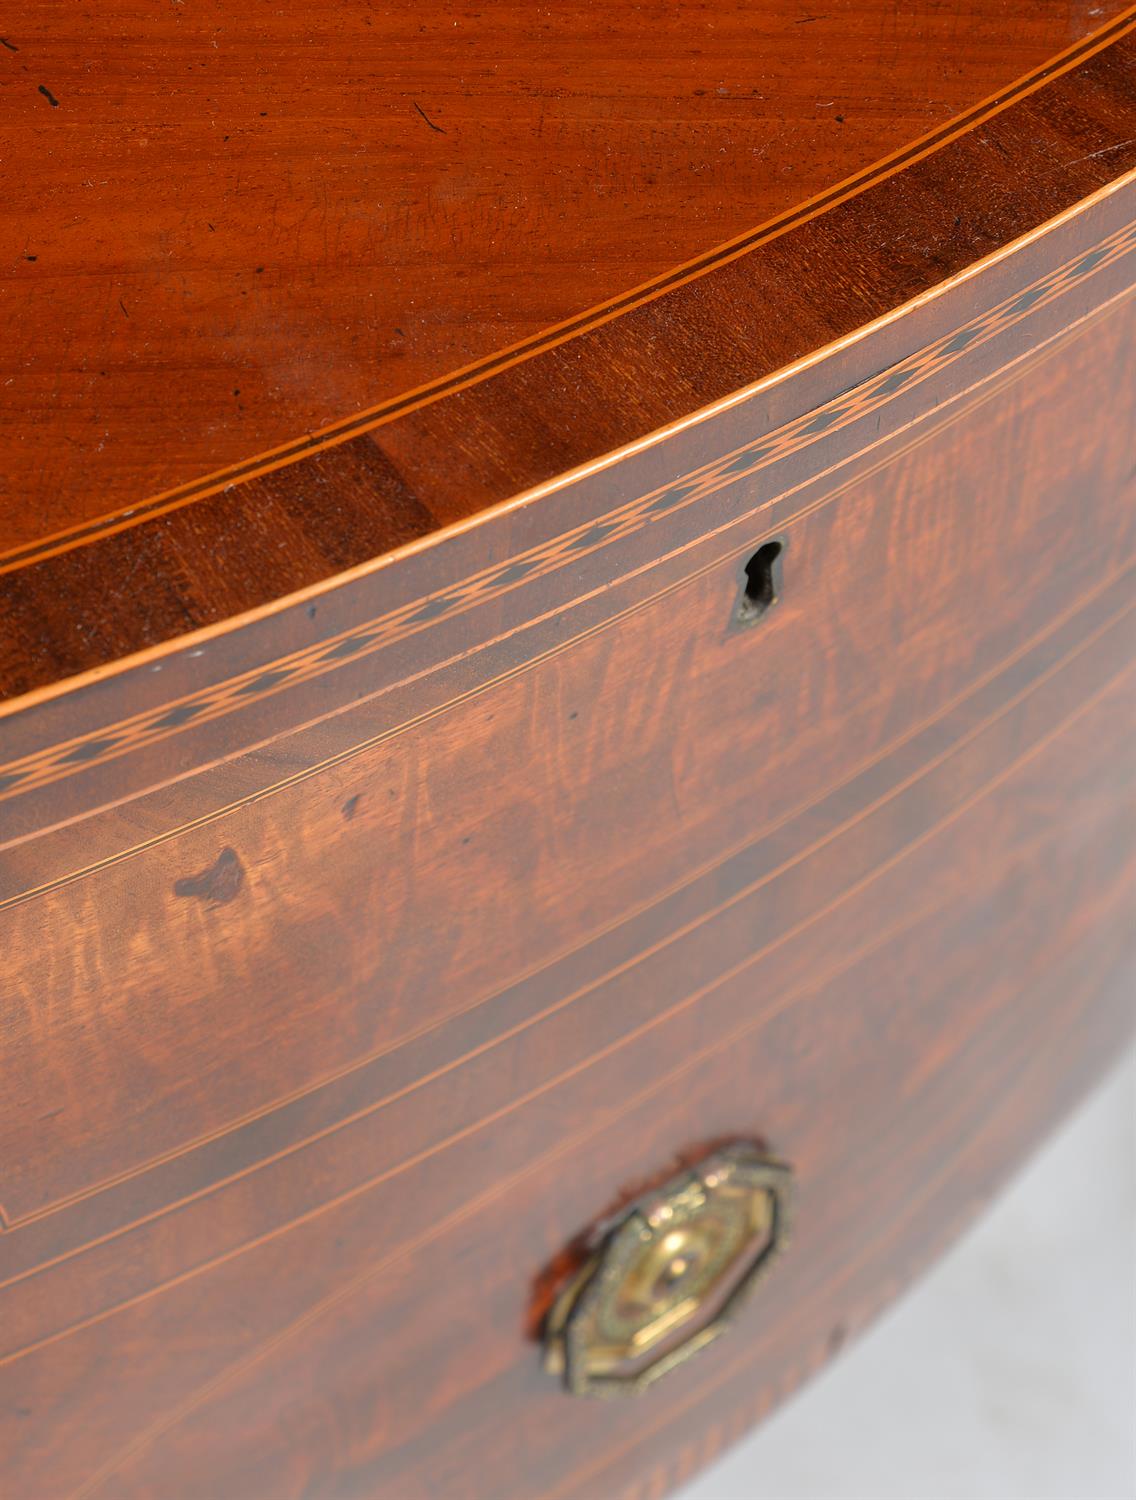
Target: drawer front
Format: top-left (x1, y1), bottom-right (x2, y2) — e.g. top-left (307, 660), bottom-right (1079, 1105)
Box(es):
top-left (2, 275), bottom-right (1134, 1499)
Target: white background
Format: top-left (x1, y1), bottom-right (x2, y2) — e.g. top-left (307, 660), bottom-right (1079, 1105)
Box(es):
top-left (677, 1047), bottom-right (1136, 1500)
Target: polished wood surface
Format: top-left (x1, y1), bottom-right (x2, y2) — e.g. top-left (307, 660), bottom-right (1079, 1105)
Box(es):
top-left (1, 7), bottom-right (1135, 1498)
top-left (0, 0), bottom-right (1124, 544)
top-left (3, 9), bottom-right (1136, 697)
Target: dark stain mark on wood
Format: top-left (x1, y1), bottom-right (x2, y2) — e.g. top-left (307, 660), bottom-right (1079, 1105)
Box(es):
top-left (173, 847), bottom-right (246, 906)
top-left (38, 84), bottom-right (60, 107)
top-left (413, 100), bottom-right (446, 134)
top-left (342, 794), bottom-right (361, 820)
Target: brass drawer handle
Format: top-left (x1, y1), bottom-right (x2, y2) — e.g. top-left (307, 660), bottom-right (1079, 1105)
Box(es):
top-left (543, 1144), bottom-right (793, 1397)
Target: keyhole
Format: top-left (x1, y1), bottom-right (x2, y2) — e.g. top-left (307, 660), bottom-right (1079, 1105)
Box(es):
top-left (734, 540), bottom-right (784, 627)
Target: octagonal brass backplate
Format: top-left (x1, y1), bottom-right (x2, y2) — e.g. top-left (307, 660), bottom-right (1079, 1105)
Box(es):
top-left (543, 1144), bottom-right (793, 1397)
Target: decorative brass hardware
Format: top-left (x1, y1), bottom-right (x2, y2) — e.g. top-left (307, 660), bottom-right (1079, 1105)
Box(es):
top-left (543, 1144), bottom-right (793, 1397)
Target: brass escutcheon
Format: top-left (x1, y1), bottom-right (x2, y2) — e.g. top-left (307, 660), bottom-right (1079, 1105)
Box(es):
top-left (543, 1144), bottom-right (793, 1397)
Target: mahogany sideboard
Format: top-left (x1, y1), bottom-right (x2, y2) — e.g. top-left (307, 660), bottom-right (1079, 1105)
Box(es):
top-left (1, 4), bottom-right (1134, 1496)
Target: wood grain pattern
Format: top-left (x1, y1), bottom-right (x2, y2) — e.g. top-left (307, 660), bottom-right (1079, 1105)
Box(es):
top-left (2, 8), bottom-right (1136, 697)
top-left (1, 9), bottom-right (1135, 1499)
top-left (0, 0), bottom-right (1126, 543)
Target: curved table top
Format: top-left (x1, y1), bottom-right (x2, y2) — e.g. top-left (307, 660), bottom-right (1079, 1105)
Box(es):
top-left (1, 1), bottom-right (1135, 702)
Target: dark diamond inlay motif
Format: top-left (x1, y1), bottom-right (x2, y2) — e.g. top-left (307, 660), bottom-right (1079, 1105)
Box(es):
top-left (943, 326), bottom-right (981, 353)
top-left (571, 524), bottom-right (617, 550)
top-left (646, 488), bottom-right (689, 512)
top-left (1071, 248), bottom-right (1108, 276)
top-left (153, 702), bottom-right (206, 730)
top-left (239, 671), bottom-right (289, 696)
top-left (62, 737), bottom-right (119, 763)
top-left (876, 369), bottom-right (914, 395)
top-left (324, 633), bottom-right (378, 659)
top-left (722, 447), bottom-right (771, 476)
top-left (801, 407), bottom-right (841, 434)
top-left (492, 560), bottom-right (537, 585)
top-left (408, 596), bottom-right (458, 623)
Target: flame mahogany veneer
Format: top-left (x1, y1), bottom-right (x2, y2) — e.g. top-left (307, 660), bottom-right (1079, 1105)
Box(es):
top-left (1, 5), bottom-right (1135, 1497)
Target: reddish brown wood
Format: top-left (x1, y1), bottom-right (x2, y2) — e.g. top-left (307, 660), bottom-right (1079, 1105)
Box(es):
top-left (0, 0), bottom-right (1128, 546)
top-left (2, 8), bottom-right (1136, 698)
top-left (1, 8), bottom-right (1135, 1499)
